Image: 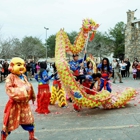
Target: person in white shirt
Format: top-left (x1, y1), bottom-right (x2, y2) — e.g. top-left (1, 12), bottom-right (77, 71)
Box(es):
top-left (120, 60), bottom-right (127, 78)
top-left (112, 59), bottom-right (123, 83)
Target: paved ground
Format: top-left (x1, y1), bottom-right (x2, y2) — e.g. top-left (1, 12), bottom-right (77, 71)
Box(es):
top-left (1, 76), bottom-right (140, 140)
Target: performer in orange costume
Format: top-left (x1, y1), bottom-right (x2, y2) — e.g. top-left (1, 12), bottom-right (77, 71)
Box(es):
top-left (1, 57), bottom-right (38, 140)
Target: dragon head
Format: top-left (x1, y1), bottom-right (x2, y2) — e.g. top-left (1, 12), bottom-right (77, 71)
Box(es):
top-left (82, 18), bottom-right (99, 41)
top-left (82, 18), bottom-right (99, 33)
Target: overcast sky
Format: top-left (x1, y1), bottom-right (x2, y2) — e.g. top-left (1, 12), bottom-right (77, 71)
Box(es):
top-left (0, 0), bottom-right (140, 42)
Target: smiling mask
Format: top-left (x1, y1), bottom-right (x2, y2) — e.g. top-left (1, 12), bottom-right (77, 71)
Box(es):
top-left (8, 57), bottom-right (26, 75)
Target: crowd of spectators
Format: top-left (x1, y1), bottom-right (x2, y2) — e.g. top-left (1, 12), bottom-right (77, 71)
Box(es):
top-left (0, 58), bottom-right (55, 83)
top-left (111, 57), bottom-right (140, 81)
top-left (1, 57), bottom-right (140, 83)
top-left (0, 60), bottom-right (10, 82)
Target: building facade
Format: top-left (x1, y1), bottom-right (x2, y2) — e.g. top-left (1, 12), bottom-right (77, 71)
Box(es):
top-left (125, 10), bottom-right (140, 62)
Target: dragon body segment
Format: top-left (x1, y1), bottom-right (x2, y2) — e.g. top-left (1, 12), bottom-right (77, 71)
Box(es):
top-left (55, 19), bottom-right (136, 109)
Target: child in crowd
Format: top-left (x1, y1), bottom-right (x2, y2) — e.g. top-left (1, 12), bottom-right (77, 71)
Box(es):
top-left (82, 73), bottom-right (101, 95)
top-left (132, 66), bottom-right (137, 80)
top-left (85, 61), bottom-right (94, 75)
top-left (82, 75), bottom-right (95, 95)
top-left (91, 73), bottom-right (102, 92)
top-left (35, 62), bottom-right (40, 74)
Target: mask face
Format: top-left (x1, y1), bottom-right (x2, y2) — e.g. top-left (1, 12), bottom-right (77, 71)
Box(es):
top-left (9, 57), bottom-right (26, 75)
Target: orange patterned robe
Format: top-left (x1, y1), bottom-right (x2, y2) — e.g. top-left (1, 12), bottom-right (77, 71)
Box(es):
top-left (2, 73), bottom-right (36, 133)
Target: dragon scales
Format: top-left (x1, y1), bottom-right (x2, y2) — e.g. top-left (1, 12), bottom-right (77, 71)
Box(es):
top-left (55, 19), bottom-right (136, 109)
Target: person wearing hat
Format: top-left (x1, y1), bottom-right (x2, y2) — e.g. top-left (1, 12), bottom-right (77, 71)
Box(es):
top-left (69, 52), bottom-right (86, 112)
top-left (69, 53), bottom-right (86, 83)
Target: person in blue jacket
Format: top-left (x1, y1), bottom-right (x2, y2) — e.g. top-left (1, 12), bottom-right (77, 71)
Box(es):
top-left (35, 61), bottom-right (54, 114)
top-left (69, 52), bottom-right (86, 84)
top-left (69, 52), bottom-right (86, 112)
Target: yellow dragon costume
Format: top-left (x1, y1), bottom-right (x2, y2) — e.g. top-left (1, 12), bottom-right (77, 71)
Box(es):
top-left (50, 64), bottom-right (67, 108)
top-left (51, 84), bottom-right (67, 107)
top-left (55, 19), bottom-right (136, 109)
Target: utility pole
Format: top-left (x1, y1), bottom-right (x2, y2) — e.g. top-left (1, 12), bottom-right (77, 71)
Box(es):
top-left (44, 27), bottom-right (49, 60)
